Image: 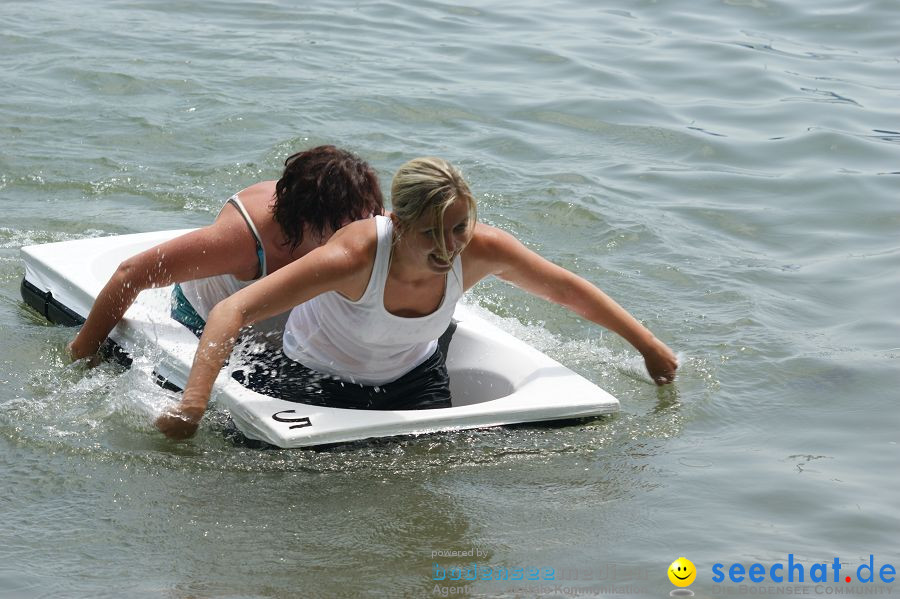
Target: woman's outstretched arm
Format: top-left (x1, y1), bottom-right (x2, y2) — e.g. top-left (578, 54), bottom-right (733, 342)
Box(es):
top-left (68, 219), bottom-right (260, 361)
top-left (463, 224), bottom-right (678, 384)
top-left (155, 220), bottom-right (376, 439)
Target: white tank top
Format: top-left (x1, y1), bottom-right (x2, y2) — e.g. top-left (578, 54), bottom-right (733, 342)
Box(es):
top-left (179, 194), bottom-right (267, 320)
top-left (282, 215), bottom-right (463, 386)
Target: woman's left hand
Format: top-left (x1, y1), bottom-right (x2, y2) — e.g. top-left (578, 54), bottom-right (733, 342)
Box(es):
top-left (641, 338), bottom-right (678, 385)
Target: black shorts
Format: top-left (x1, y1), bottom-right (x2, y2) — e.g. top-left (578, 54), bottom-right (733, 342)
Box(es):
top-left (235, 322), bottom-right (457, 411)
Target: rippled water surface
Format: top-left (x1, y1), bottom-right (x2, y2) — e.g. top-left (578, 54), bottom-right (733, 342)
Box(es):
top-left (2, 0), bottom-right (899, 597)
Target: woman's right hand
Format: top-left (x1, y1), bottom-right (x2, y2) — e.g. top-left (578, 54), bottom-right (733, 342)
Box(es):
top-left (155, 402), bottom-right (206, 440)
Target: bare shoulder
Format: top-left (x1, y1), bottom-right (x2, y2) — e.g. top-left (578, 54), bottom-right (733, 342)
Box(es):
top-left (461, 222), bottom-right (554, 290)
top-left (270, 217), bottom-right (379, 301)
top-left (321, 217), bottom-right (379, 268)
top-left (215, 181), bottom-right (276, 226)
top-left (237, 180), bottom-right (277, 200)
top-left (465, 223), bottom-right (522, 263)
top-left (460, 224), bottom-right (519, 287)
top-left (471, 222), bottom-right (515, 247)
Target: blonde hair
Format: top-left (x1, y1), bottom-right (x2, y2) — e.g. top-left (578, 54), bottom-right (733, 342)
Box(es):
top-left (390, 157), bottom-right (477, 262)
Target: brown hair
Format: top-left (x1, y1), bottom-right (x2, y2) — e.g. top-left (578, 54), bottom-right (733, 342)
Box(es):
top-left (273, 145), bottom-right (384, 249)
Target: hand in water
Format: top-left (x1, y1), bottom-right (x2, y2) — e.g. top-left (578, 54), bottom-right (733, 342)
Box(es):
top-left (66, 342), bottom-right (102, 367)
top-left (155, 403), bottom-right (205, 440)
top-left (642, 338), bottom-right (678, 385)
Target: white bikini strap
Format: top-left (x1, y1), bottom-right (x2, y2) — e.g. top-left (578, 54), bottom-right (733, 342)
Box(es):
top-left (225, 194), bottom-right (267, 278)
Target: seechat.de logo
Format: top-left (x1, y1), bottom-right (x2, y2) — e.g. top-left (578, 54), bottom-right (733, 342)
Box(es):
top-left (711, 554), bottom-right (897, 585)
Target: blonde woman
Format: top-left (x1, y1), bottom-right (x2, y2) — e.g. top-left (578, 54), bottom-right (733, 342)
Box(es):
top-left (158, 157), bottom-right (678, 439)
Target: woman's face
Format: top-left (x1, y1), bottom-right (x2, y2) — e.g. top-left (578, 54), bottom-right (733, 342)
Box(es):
top-left (402, 196), bottom-right (474, 274)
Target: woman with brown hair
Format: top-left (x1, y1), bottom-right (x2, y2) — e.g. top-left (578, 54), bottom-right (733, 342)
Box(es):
top-left (68, 145), bottom-right (384, 359)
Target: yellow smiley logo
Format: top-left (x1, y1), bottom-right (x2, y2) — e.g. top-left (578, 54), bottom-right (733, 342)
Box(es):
top-left (668, 557), bottom-right (697, 587)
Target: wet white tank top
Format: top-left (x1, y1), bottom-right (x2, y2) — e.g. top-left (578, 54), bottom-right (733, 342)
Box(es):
top-left (282, 215), bottom-right (463, 386)
top-left (178, 194), bottom-right (267, 320)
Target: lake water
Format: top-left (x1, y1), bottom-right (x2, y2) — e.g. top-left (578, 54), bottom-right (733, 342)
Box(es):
top-left (1, 1), bottom-right (898, 597)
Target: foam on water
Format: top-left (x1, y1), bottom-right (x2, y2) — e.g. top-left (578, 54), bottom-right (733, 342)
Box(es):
top-left (1, 294), bottom-right (697, 480)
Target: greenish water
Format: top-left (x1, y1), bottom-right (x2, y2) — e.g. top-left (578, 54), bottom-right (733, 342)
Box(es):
top-left (1, 1), bottom-right (898, 597)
